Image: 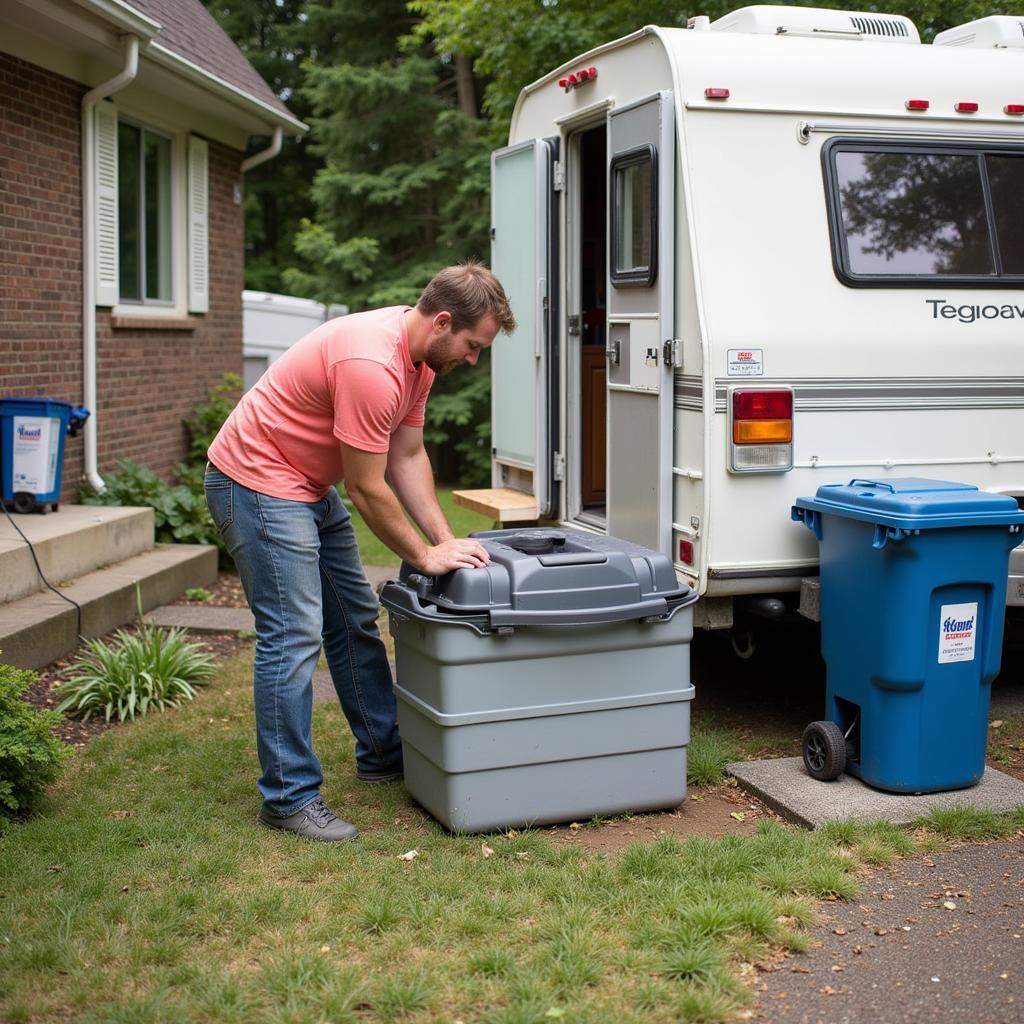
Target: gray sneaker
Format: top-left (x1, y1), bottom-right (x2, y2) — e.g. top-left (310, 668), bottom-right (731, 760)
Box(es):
top-left (258, 798), bottom-right (359, 842)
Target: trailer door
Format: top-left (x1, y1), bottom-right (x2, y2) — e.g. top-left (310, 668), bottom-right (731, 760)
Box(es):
top-left (605, 92), bottom-right (675, 553)
top-left (491, 139), bottom-right (558, 516)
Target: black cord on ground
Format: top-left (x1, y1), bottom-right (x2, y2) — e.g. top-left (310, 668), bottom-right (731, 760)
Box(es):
top-left (1, 502), bottom-right (83, 641)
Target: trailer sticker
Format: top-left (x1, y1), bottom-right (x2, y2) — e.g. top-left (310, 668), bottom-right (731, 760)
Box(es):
top-left (727, 349), bottom-right (763, 377)
top-left (938, 602), bottom-right (978, 664)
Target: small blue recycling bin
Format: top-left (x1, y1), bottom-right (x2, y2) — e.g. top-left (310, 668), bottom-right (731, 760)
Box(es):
top-left (793, 478), bottom-right (1024, 794)
top-left (0, 398), bottom-right (89, 514)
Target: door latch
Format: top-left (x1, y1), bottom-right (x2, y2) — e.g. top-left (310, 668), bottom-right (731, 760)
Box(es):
top-left (606, 340), bottom-right (621, 366)
top-left (568, 315), bottom-right (581, 336)
top-left (663, 339), bottom-right (682, 369)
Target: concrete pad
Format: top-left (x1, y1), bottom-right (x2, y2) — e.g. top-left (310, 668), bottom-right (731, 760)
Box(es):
top-left (146, 605), bottom-right (255, 633)
top-left (728, 756), bottom-right (1024, 829)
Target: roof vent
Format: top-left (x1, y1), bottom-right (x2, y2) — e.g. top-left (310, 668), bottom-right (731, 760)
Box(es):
top-left (711, 5), bottom-right (920, 43)
top-left (933, 16), bottom-right (1024, 49)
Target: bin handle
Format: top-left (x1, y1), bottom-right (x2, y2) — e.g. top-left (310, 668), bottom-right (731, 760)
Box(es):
top-left (848, 479), bottom-right (896, 494)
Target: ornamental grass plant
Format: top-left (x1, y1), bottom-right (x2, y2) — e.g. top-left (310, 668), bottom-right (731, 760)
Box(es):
top-left (56, 620), bottom-right (215, 723)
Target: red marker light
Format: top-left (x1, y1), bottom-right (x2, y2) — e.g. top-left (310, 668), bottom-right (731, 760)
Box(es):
top-left (1005, 104), bottom-right (1024, 115)
top-left (905, 99), bottom-right (929, 111)
top-left (558, 78), bottom-right (568, 88)
top-left (955, 101), bottom-right (979, 113)
top-left (679, 540), bottom-right (694, 565)
top-left (705, 87), bottom-right (730, 100)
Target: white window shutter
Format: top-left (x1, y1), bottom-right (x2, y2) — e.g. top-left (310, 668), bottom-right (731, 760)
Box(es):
top-left (94, 101), bottom-right (119, 307)
top-left (188, 136), bottom-right (209, 314)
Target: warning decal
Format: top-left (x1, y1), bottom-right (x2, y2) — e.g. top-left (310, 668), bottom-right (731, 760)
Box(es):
top-left (727, 349), bottom-right (763, 376)
top-left (938, 602), bottom-right (978, 664)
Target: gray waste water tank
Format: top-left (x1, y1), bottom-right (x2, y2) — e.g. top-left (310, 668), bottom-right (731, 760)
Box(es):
top-left (379, 528), bottom-right (698, 833)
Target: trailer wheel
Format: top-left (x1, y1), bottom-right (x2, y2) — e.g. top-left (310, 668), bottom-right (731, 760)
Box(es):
top-left (802, 720), bottom-right (846, 781)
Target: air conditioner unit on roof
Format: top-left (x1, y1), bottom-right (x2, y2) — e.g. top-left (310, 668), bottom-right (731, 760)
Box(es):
top-left (711, 5), bottom-right (920, 43)
top-left (933, 16), bottom-right (1024, 49)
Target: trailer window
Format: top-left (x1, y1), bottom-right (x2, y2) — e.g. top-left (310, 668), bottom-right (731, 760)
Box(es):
top-left (825, 141), bottom-right (1024, 286)
top-left (611, 146), bottom-right (657, 287)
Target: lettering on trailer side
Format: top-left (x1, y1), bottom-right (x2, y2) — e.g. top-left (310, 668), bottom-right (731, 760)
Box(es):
top-left (927, 299), bottom-right (1024, 324)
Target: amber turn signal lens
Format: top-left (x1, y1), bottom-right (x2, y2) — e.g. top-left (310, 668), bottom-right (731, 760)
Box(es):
top-left (733, 418), bottom-right (793, 444)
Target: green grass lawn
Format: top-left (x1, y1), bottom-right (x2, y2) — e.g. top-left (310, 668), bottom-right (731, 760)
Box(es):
top-left (5, 651), bottom-right (1023, 1023)
top-left (341, 486), bottom-right (495, 568)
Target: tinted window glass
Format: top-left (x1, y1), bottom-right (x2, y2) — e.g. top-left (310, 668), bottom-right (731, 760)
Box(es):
top-left (611, 149), bottom-right (655, 285)
top-left (988, 154), bottom-right (1024, 275)
top-left (118, 122), bottom-right (141, 301)
top-left (835, 151), bottom-right (994, 276)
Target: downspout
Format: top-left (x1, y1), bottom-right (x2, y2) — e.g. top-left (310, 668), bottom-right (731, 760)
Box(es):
top-left (82, 34), bottom-right (140, 494)
top-left (240, 125), bottom-right (283, 173)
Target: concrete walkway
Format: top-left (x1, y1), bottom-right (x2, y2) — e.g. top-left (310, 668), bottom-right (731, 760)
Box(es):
top-left (754, 838), bottom-right (1024, 1023)
top-left (145, 564), bottom-right (397, 636)
top-left (144, 565), bottom-right (399, 706)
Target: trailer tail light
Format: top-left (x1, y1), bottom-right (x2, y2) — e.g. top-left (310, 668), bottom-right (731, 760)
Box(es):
top-left (705, 87), bottom-right (730, 100)
top-left (955, 101), bottom-right (979, 114)
top-left (729, 387), bottom-right (794, 473)
top-left (905, 99), bottom-right (929, 111)
top-left (1005, 104), bottom-right (1024, 115)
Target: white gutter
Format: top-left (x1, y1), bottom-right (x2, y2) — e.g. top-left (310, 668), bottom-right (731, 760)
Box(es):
top-left (70, 0), bottom-right (161, 39)
top-left (241, 126), bottom-right (284, 173)
top-left (81, 34), bottom-right (140, 494)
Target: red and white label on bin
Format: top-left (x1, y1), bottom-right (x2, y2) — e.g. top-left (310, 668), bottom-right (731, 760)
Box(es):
top-left (938, 602), bottom-right (978, 664)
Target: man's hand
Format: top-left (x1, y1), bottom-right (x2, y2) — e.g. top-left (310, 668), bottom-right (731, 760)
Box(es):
top-left (417, 537), bottom-right (490, 576)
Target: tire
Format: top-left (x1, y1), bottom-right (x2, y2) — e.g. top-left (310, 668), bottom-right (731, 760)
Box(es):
top-left (802, 720), bottom-right (846, 781)
top-left (11, 492), bottom-right (36, 514)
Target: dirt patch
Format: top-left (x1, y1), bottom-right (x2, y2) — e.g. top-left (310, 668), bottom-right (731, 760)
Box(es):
top-left (543, 782), bottom-right (778, 854)
top-left (172, 570), bottom-right (247, 608)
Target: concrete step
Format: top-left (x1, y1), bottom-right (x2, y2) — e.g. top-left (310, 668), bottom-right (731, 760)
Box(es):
top-left (0, 505), bottom-right (154, 604)
top-left (0, 543), bottom-right (217, 670)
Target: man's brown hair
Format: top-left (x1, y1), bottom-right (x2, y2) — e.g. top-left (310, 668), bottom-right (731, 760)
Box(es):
top-left (416, 260), bottom-right (516, 335)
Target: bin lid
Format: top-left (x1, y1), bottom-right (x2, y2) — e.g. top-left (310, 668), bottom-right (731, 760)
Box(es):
top-left (793, 478), bottom-right (1024, 530)
top-left (379, 527), bottom-right (695, 630)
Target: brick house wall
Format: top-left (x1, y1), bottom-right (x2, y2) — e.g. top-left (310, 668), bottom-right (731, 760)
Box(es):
top-left (0, 52), bottom-right (243, 504)
top-left (0, 53), bottom-right (86, 499)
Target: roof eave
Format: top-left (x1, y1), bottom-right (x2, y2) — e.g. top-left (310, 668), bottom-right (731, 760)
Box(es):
top-left (147, 41), bottom-right (307, 136)
top-left (69, 0), bottom-right (161, 41)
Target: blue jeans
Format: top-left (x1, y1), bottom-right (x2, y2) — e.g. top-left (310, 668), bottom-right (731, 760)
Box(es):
top-left (204, 466), bottom-right (402, 816)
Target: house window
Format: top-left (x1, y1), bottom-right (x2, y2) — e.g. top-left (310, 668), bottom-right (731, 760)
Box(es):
top-left (610, 145), bottom-right (658, 287)
top-left (117, 121), bottom-right (173, 304)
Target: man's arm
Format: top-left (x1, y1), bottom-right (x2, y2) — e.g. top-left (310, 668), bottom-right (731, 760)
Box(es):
top-left (341, 439), bottom-right (489, 575)
top-left (386, 424), bottom-right (453, 545)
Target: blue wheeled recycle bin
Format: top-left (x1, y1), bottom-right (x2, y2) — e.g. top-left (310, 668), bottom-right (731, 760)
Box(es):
top-left (0, 398), bottom-right (89, 514)
top-left (792, 478), bottom-right (1024, 794)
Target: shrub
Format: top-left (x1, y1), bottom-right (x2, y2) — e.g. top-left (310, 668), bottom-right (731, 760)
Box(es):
top-left (183, 372), bottom-right (243, 465)
top-left (79, 374), bottom-right (241, 564)
top-left (82, 459), bottom-right (221, 549)
top-left (0, 662), bottom-right (72, 818)
top-left (56, 624), bottom-right (215, 723)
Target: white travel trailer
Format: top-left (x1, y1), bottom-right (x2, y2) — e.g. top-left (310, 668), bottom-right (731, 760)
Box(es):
top-left (457, 5), bottom-right (1024, 633)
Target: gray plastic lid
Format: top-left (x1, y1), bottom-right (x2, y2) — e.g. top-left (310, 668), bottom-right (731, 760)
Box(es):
top-left (380, 527), bottom-right (695, 630)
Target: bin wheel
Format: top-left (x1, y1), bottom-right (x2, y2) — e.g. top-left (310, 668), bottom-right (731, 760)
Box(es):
top-left (802, 721), bottom-right (846, 781)
top-left (11, 492), bottom-right (36, 514)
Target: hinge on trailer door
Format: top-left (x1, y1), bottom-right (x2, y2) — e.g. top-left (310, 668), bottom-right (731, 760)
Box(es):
top-left (663, 338), bottom-right (682, 369)
top-left (552, 452), bottom-right (565, 481)
top-left (553, 161), bottom-right (565, 192)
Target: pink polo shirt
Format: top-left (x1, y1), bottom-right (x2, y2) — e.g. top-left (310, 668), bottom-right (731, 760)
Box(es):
top-left (208, 305), bottom-right (434, 501)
